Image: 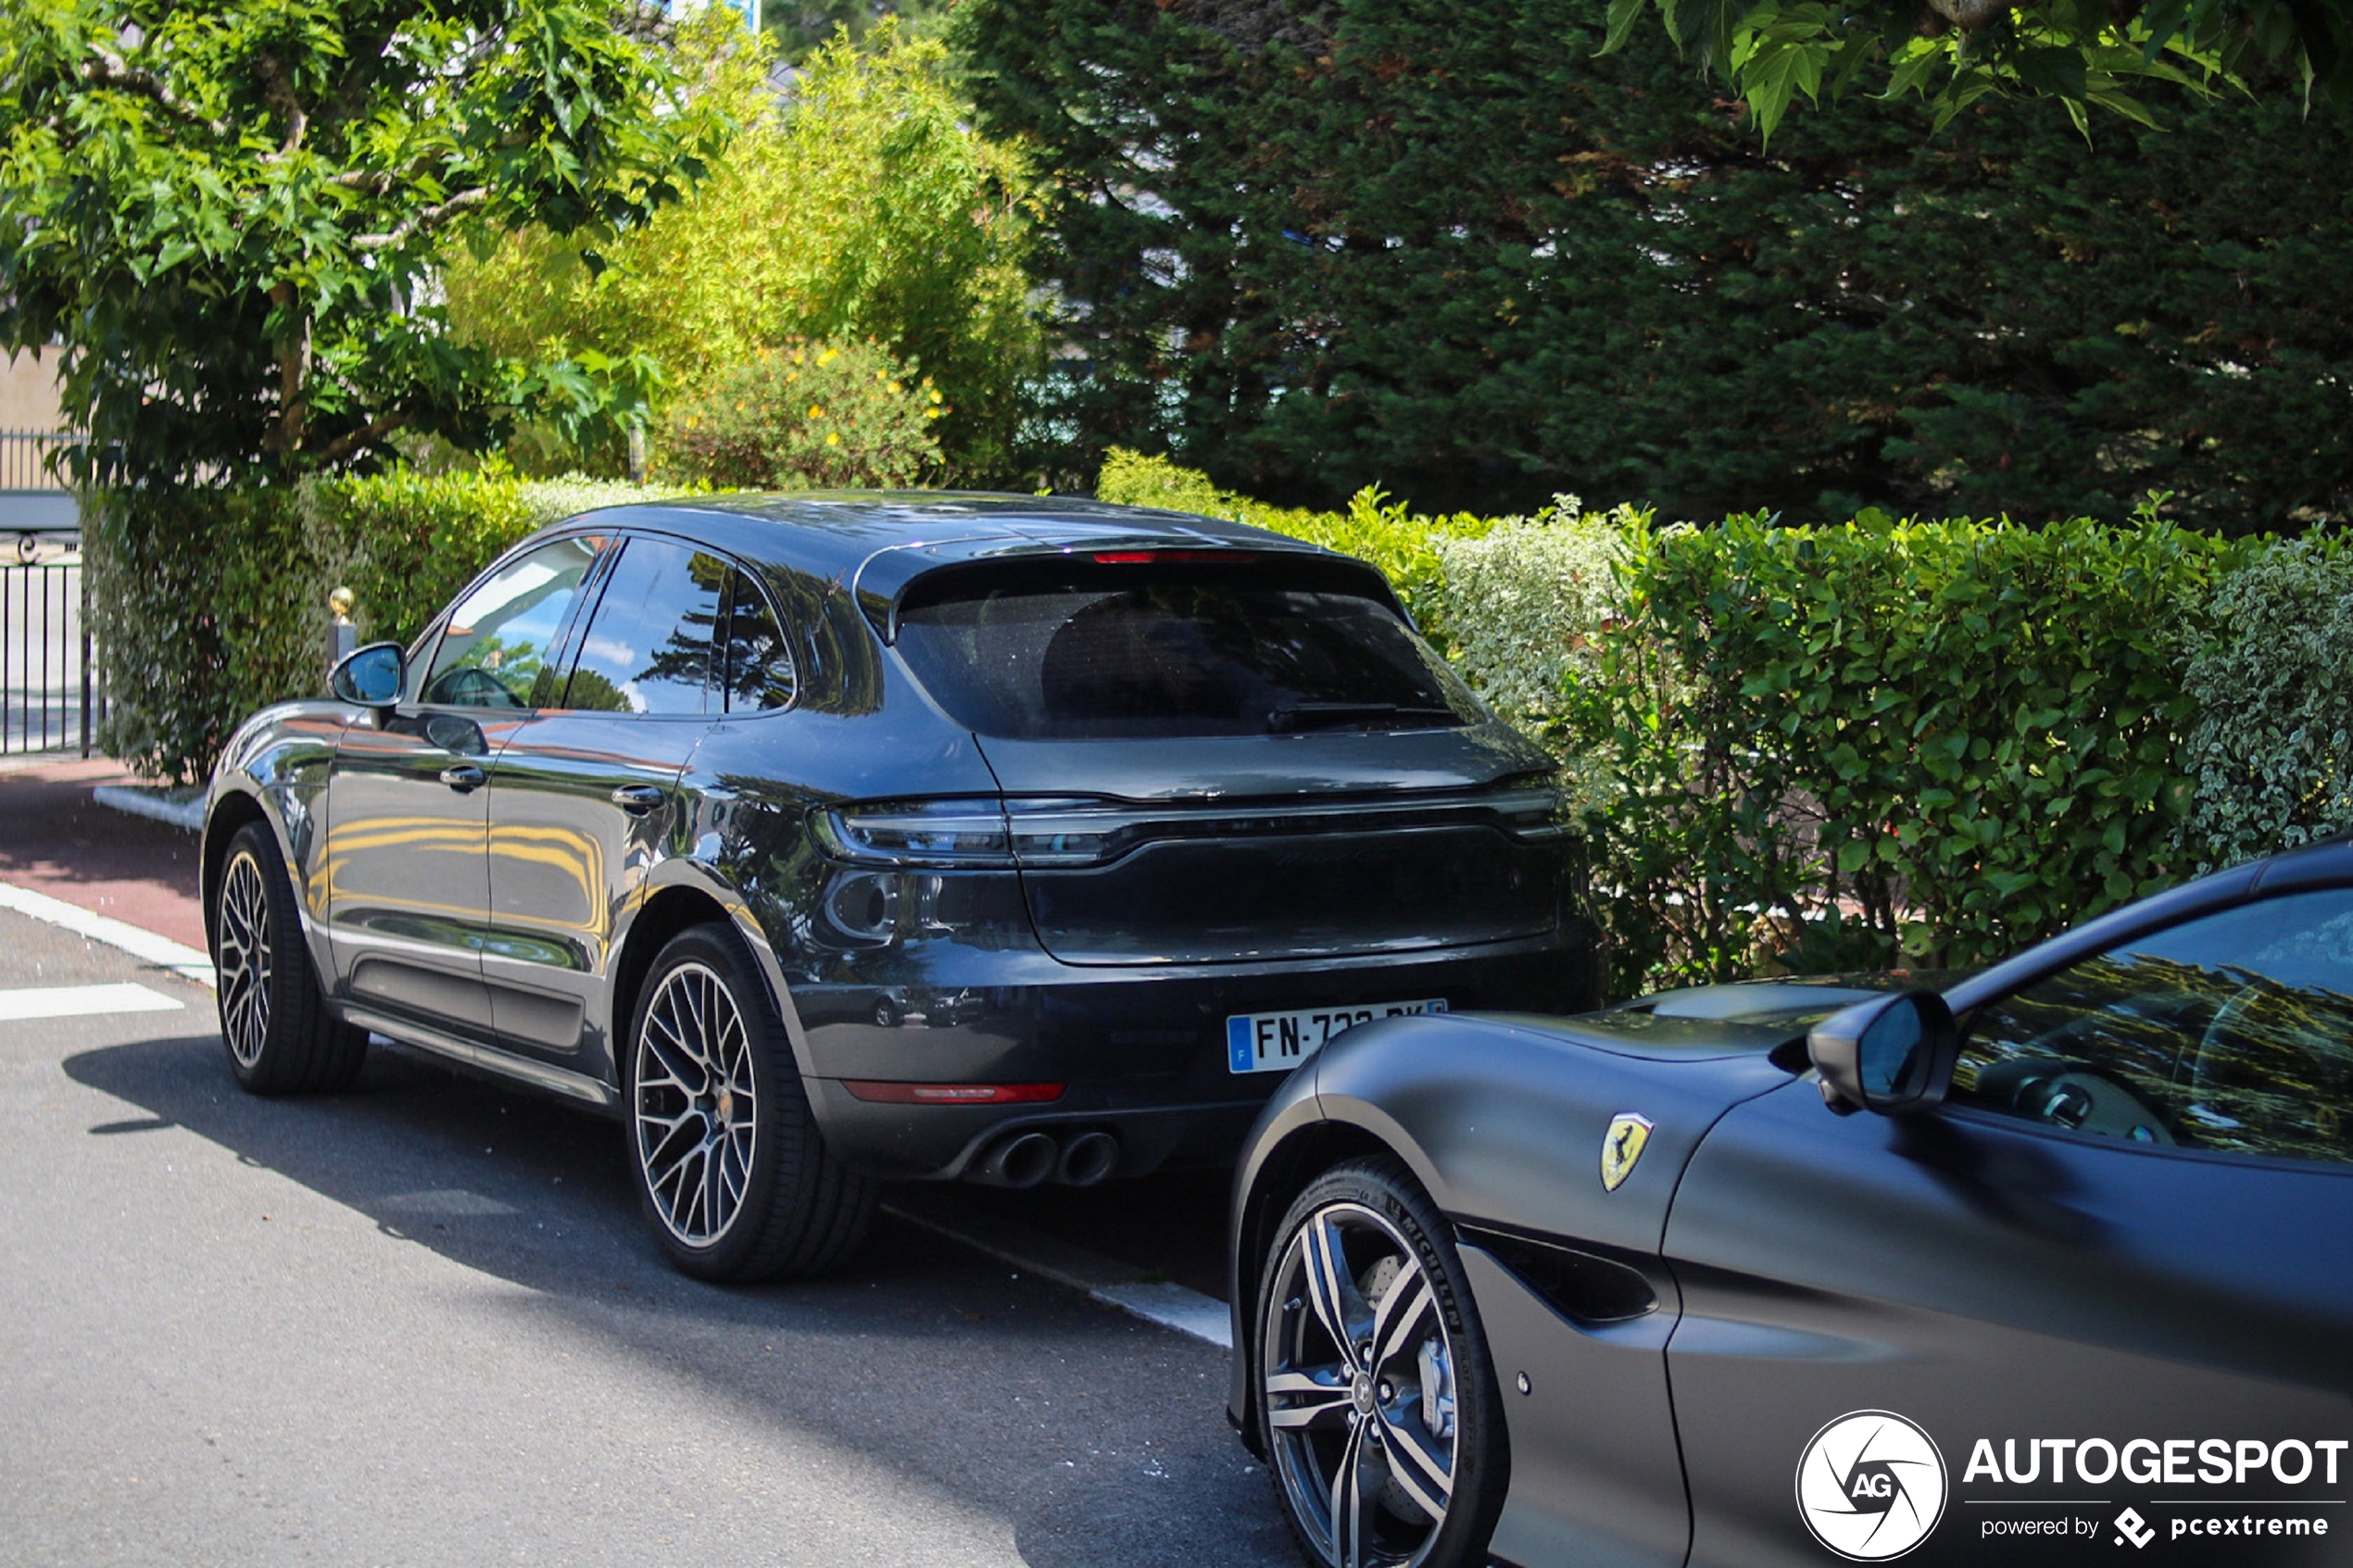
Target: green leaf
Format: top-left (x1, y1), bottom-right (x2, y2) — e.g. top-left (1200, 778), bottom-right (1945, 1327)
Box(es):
top-left (1600, 0), bottom-right (1654, 56)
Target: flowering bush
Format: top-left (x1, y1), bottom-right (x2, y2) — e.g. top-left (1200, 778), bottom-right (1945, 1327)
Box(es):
top-left (660, 338), bottom-right (944, 490)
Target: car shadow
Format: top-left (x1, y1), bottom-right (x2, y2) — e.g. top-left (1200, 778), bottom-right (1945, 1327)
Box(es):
top-left (61, 1031), bottom-right (1292, 1568)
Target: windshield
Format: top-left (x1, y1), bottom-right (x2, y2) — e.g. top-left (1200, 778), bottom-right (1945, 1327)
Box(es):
top-left (895, 571), bottom-right (1485, 740)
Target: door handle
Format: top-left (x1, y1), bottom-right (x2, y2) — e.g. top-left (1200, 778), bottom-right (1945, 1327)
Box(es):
top-left (439, 764), bottom-right (487, 793)
top-left (610, 784), bottom-right (667, 814)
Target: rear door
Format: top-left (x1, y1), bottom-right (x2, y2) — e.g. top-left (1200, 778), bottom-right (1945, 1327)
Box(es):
top-left (1663, 887), bottom-right (2353, 1567)
top-left (887, 553), bottom-right (1567, 965)
top-left (480, 534), bottom-right (728, 1072)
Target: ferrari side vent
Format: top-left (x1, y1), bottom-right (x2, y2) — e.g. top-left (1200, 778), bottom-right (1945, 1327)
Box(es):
top-left (1461, 1225), bottom-right (1658, 1326)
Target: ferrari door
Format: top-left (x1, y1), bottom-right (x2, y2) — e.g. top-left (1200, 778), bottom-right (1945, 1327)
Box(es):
top-left (1662, 887), bottom-right (2353, 1567)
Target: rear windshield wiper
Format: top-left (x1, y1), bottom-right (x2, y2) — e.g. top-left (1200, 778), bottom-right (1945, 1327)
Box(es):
top-left (1266, 702), bottom-right (1457, 733)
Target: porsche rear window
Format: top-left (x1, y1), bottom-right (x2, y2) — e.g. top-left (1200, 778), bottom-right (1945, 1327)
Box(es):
top-left (894, 573), bottom-right (1484, 740)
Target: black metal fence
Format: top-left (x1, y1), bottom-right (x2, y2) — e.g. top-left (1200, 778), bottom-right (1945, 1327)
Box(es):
top-left (0, 429), bottom-right (82, 494)
top-left (1, 536), bottom-right (104, 757)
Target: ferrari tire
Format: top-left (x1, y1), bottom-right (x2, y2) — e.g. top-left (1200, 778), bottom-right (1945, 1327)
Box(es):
top-left (1255, 1155), bottom-right (1508, 1568)
top-left (623, 924), bottom-right (874, 1282)
top-left (212, 821), bottom-right (368, 1096)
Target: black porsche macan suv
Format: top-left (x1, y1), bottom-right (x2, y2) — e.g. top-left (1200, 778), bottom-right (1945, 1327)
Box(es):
top-left (202, 493), bottom-right (1591, 1279)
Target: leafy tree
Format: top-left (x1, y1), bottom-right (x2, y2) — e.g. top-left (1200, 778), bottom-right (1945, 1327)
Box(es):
top-left (958, 0), bottom-right (2353, 532)
top-left (764, 0), bottom-right (951, 61)
top-left (443, 14), bottom-right (1038, 479)
top-left (1601, 0), bottom-right (2351, 142)
top-left (0, 0), bottom-right (719, 487)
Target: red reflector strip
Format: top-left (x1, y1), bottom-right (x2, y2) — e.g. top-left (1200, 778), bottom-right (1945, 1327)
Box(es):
top-left (838, 1080), bottom-right (1066, 1105)
top-left (1090, 550), bottom-right (1257, 564)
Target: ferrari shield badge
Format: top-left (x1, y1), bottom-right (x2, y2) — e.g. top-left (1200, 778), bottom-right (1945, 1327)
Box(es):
top-left (1601, 1113), bottom-right (1655, 1192)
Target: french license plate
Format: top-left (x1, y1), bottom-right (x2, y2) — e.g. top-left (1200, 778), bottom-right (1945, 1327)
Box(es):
top-left (1227, 999), bottom-right (1448, 1074)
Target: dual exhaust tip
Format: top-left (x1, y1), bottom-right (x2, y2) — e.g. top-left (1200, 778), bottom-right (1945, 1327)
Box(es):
top-left (970, 1128), bottom-right (1119, 1189)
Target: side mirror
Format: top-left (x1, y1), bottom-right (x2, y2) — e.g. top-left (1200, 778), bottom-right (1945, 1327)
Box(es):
top-left (330, 641), bottom-right (405, 709)
top-left (1808, 989), bottom-right (1959, 1116)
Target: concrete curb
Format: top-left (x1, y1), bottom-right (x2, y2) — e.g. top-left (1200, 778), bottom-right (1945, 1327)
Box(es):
top-left (90, 784), bottom-right (205, 833)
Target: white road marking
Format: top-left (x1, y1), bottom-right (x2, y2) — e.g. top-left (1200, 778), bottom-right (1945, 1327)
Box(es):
top-left (0, 880), bottom-right (215, 987)
top-left (1092, 1280), bottom-right (1236, 1346)
top-left (0, 982), bottom-right (183, 1022)
top-left (883, 1198), bottom-right (1234, 1349)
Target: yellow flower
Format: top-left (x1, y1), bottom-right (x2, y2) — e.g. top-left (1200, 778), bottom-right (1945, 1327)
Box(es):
top-left (826, 432), bottom-right (840, 445)
top-left (808, 406), bottom-right (824, 420)
top-left (887, 380), bottom-right (901, 395)
top-left (819, 348), bottom-right (838, 366)
top-left (927, 389), bottom-right (942, 405)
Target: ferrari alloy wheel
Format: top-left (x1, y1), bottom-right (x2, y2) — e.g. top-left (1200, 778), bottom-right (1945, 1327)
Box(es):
top-left (623, 925), bottom-right (875, 1282)
top-left (209, 820), bottom-right (368, 1095)
top-left (1257, 1157), bottom-right (1506, 1568)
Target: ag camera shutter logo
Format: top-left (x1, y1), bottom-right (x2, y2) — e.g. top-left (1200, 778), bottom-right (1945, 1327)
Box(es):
top-left (1795, 1410), bottom-right (1949, 1561)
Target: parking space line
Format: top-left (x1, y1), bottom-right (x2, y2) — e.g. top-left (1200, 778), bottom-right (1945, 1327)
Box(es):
top-left (883, 1197), bottom-right (1233, 1349)
top-left (0, 982), bottom-right (183, 1022)
top-left (0, 880), bottom-right (215, 987)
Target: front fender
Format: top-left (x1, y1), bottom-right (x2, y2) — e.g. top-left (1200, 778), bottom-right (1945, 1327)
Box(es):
top-left (202, 700), bottom-right (350, 975)
top-left (1227, 1011), bottom-right (1797, 1455)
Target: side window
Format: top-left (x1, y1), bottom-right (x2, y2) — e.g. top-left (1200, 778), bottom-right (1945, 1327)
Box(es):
top-left (422, 535), bottom-right (603, 709)
top-left (717, 569), bottom-right (797, 712)
top-left (563, 537), bottom-right (725, 716)
top-left (1957, 888), bottom-right (2353, 1165)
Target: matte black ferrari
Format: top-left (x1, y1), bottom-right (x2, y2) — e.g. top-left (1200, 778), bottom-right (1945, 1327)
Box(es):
top-left (1228, 840), bottom-right (2353, 1567)
top-left (201, 493), bottom-right (1588, 1283)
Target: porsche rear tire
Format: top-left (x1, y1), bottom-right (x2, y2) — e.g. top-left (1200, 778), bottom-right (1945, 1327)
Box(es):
top-left (1255, 1155), bottom-right (1508, 1568)
top-left (623, 924), bottom-right (874, 1283)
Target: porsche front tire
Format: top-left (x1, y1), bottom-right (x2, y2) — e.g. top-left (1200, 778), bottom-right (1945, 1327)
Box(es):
top-left (212, 822), bottom-right (368, 1096)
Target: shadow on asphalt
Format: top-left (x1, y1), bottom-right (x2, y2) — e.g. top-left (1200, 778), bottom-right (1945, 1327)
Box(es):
top-left (61, 1031), bottom-right (1292, 1568)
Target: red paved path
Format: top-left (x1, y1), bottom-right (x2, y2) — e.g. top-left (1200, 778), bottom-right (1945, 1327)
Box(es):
top-left (0, 756), bottom-right (206, 951)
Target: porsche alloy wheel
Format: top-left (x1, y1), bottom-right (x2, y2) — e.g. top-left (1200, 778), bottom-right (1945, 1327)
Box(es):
top-left (216, 847), bottom-right (274, 1071)
top-left (208, 820), bottom-right (367, 1095)
top-left (622, 925), bottom-right (875, 1282)
top-left (1258, 1159), bottom-right (1505, 1568)
top-left (632, 959), bottom-right (761, 1248)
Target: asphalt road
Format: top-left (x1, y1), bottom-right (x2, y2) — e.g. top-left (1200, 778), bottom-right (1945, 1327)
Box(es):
top-left (0, 907), bottom-right (1296, 1567)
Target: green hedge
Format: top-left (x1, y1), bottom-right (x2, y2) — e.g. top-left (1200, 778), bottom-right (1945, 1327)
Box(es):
top-left (2178, 534), bottom-right (2353, 871)
top-left (87, 485), bottom-right (327, 785)
top-left (1581, 509), bottom-right (2247, 991)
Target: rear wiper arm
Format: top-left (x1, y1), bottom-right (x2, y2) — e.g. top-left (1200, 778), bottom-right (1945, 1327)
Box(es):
top-left (1267, 702), bottom-right (1454, 733)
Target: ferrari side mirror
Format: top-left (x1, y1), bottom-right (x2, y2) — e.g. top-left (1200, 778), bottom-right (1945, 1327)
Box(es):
top-left (330, 641), bottom-right (405, 709)
top-left (1808, 989), bottom-right (1959, 1117)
